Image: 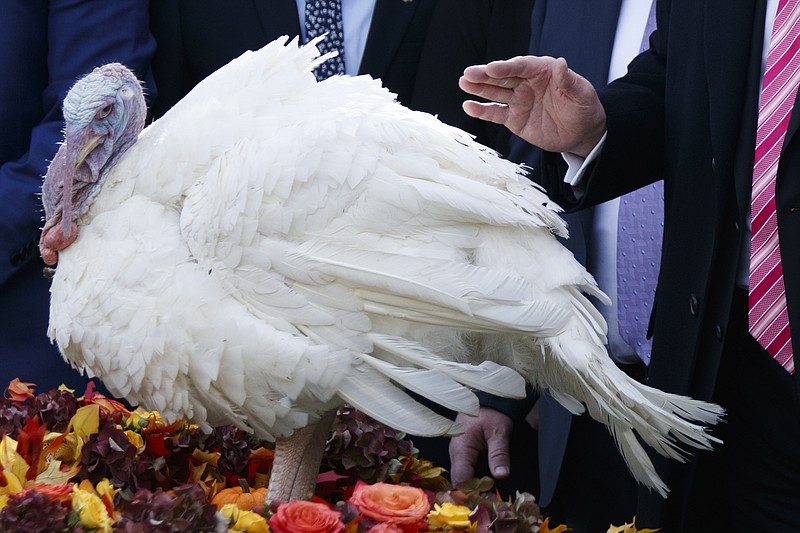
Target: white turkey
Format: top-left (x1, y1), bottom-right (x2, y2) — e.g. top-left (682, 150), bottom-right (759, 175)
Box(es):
top-left (40, 36), bottom-right (722, 502)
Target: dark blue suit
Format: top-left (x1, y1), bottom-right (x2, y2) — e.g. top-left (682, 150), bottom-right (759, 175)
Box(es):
top-left (509, 1), bottom-right (642, 529)
top-left (536, 0), bottom-right (800, 530)
top-left (0, 0), bottom-right (155, 393)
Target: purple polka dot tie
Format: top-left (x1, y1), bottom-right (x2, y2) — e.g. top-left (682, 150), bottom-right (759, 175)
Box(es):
top-left (304, 0), bottom-right (346, 80)
top-left (615, 1), bottom-right (662, 366)
top-left (616, 183), bottom-right (663, 365)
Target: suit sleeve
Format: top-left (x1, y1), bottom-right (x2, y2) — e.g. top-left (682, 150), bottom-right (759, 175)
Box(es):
top-left (538, 3), bottom-right (667, 210)
top-left (149, 0), bottom-right (192, 118)
top-left (476, 386), bottom-right (537, 422)
top-left (0, 0), bottom-right (155, 285)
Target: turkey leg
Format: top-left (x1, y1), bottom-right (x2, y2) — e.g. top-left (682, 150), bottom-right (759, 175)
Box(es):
top-left (266, 409), bottom-right (337, 503)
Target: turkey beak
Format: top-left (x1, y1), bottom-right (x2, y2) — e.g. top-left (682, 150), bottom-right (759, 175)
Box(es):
top-left (62, 129), bottom-right (105, 231)
top-left (76, 134), bottom-right (105, 169)
top-left (40, 129), bottom-right (103, 266)
top-left (59, 130), bottom-right (96, 239)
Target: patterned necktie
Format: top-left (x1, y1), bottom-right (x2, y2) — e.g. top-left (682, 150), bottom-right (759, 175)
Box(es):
top-left (616, 1), bottom-right (662, 365)
top-left (304, 0), bottom-right (346, 80)
top-left (749, 0), bottom-right (799, 374)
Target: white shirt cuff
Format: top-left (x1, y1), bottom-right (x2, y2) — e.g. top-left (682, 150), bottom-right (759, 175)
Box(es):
top-left (562, 132), bottom-right (608, 186)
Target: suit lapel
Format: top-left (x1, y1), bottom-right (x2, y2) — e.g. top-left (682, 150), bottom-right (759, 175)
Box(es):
top-left (251, 0), bottom-right (301, 42)
top-left (359, 0), bottom-right (420, 77)
top-left (784, 91), bottom-right (800, 150)
top-left (703, 0), bottom-right (760, 161)
top-left (573, 0), bottom-right (622, 88)
top-left (531, 0), bottom-right (621, 88)
top-left (703, 0), bottom-right (763, 210)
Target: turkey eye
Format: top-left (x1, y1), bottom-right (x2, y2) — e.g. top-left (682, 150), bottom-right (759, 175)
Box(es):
top-left (97, 104), bottom-right (113, 119)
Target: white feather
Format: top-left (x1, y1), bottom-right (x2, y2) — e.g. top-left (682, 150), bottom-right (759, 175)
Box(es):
top-left (369, 334), bottom-right (526, 399)
top-left (337, 366), bottom-right (464, 437)
top-left (46, 36), bottom-right (723, 499)
top-left (356, 353), bottom-right (481, 415)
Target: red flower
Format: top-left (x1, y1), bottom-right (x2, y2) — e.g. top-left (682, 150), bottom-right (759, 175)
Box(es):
top-left (16, 416), bottom-right (47, 480)
top-left (80, 381), bottom-right (130, 417)
top-left (269, 500), bottom-right (345, 533)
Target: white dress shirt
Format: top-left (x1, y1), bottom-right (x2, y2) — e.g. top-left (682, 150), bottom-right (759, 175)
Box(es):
top-left (563, 0), bottom-right (655, 364)
top-left (595, 0), bottom-right (655, 364)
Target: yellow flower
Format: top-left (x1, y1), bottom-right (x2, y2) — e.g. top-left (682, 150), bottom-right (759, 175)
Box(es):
top-left (220, 503), bottom-right (271, 533)
top-left (69, 404), bottom-right (100, 437)
top-left (57, 384), bottom-right (76, 394)
top-left (95, 478), bottom-right (120, 504)
top-left (606, 518), bottom-right (660, 533)
top-left (0, 437), bottom-right (27, 496)
top-left (389, 456), bottom-right (450, 493)
top-left (126, 408), bottom-right (164, 430)
top-left (71, 486), bottom-right (113, 532)
top-left (427, 502), bottom-right (473, 530)
top-left (540, 517), bottom-right (571, 533)
top-left (220, 504), bottom-right (240, 523)
top-left (124, 429), bottom-right (146, 453)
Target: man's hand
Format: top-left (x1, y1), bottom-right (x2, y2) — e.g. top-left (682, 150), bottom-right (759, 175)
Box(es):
top-left (448, 407), bottom-right (514, 486)
top-left (459, 56), bottom-right (606, 158)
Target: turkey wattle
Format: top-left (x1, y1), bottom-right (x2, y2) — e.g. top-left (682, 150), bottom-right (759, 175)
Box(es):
top-left (40, 36), bottom-right (723, 502)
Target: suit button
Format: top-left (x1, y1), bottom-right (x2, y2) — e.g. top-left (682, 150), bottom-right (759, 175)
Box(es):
top-left (715, 324), bottom-right (723, 340)
top-left (689, 294), bottom-right (699, 316)
top-left (734, 221), bottom-right (740, 232)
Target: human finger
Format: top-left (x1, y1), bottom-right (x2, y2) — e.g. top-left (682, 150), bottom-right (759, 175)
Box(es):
top-left (485, 425), bottom-right (512, 479)
top-left (458, 77), bottom-right (516, 104)
top-left (449, 433), bottom-right (480, 486)
top-left (484, 55), bottom-right (555, 81)
top-left (461, 100), bottom-right (511, 125)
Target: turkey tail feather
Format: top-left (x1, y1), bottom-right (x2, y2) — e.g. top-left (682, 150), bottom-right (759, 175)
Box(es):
top-left (541, 337), bottom-right (724, 497)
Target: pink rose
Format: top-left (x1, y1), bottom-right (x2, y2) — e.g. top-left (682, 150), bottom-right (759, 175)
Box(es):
top-left (349, 482), bottom-right (430, 525)
top-left (368, 523), bottom-right (405, 533)
top-left (268, 500), bottom-right (344, 533)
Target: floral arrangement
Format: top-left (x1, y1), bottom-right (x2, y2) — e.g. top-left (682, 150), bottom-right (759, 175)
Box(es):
top-left (0, 379), bottom-right (655, 532)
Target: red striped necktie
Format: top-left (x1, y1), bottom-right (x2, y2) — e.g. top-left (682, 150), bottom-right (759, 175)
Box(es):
top-left (749, 0), bottom-right (799, 374)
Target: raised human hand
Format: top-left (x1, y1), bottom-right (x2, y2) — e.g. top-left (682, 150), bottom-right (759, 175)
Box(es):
top-left (459, 56), bottom-right (606, 158)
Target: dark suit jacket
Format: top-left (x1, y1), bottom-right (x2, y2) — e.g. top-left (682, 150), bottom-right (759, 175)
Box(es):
top-left (410, 0), bottom-right (535, 156)
top-left (538, 0), bottom-right (796, 529)
top-left (150, 0), bottom-right (436, 117)
top-left (0, 0), bottom-right (155, 392)
top-left (514, 2), bottom-right (645, 521)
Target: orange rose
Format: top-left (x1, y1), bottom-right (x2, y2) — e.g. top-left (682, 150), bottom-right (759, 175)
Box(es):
top-left (268, 500), bottom-right (344, 533)
top-left (349, 482), bottom-right (430, 525)
top-left (368, 523), bottom-right (405, 533)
